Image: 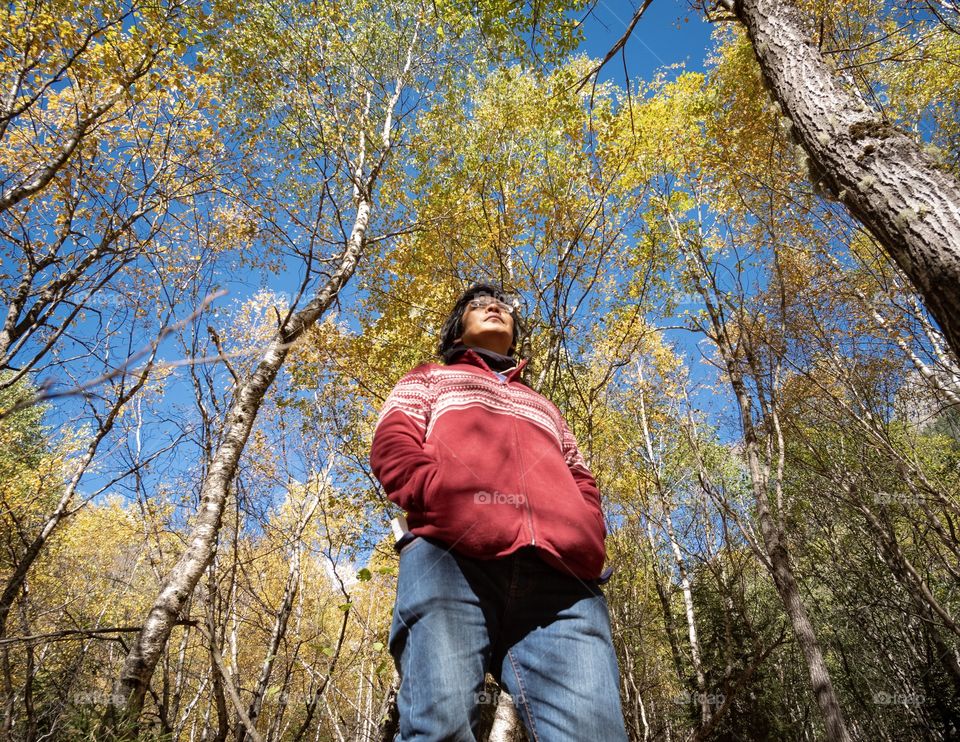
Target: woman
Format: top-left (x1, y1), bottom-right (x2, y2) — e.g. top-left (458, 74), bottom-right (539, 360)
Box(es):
top-left (370, 282), bottom-right (627, 741)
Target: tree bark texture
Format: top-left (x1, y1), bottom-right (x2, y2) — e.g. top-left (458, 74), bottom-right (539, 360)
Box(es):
top-left (112, 198), bottom-right (370, 720)
top-left (637, 373), bottom-right (710, 726)
top-left (732, 0), bottom-right (960, 361)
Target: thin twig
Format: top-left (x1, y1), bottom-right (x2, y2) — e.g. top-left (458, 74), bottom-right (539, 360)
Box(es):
top-left (0, 290), bottom-right (226, 418)
top-left (574, 0), bottom-right (654, 94)
top-left (0, 621), bottom-right (197, 648)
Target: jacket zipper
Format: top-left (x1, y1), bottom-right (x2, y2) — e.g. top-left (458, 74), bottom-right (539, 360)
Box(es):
top-left (505, 376), bottom-right (536, 546)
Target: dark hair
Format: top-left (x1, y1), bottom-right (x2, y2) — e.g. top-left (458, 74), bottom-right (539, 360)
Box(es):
top-left (437, 282), bottom-right (524, 358)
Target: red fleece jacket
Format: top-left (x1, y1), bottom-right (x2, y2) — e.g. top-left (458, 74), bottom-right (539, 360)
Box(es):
top-left (370, 349), bottom-right (607, 579)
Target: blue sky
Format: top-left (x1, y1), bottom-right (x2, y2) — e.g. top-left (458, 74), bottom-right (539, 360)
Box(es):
top-left (577, 1), bottom-right (730, 422)
top-left (580, 0), bottom-right (715, 82)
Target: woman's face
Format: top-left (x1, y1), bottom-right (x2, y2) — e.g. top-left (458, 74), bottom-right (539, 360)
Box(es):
top-left (458, 295), bottom-right (514, 355)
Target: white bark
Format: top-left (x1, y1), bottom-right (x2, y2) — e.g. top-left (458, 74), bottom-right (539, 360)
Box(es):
top-left (238, 492), bottom-right (321, 742)
top-left (635, 367), bottom-right (708, 725)
top-left (487, 690), bottom-right (522, 742)
top-left (665, 512), bottom-right (708, 725)
top-left (112, 197), bottom-right (369, 719)
top-left (199, 618), bottom-right (265, 742)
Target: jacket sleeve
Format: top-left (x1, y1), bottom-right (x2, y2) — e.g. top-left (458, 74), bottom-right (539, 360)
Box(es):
top-left (370, 366), bottom-right (437, 513)
top-left (559, 417), bottom-right (606, 537)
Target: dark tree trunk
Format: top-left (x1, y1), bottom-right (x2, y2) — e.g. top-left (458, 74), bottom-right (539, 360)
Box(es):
top-left (730, 0), bottom-right (960, 361)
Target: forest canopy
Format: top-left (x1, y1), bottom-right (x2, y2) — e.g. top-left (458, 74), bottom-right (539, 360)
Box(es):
top-left (1, 0), bottom-right (959, 739)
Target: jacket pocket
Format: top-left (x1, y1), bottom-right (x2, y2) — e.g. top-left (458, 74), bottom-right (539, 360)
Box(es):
top-left (418, 441), bottom-right (442, 511)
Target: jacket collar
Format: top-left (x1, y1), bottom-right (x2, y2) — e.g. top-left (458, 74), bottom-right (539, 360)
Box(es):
top-left (452, 347), bottom-right (528, 382)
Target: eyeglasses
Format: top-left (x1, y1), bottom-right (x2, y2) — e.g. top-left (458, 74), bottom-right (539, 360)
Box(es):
top-left (467, 296), bottom-right (515, 314)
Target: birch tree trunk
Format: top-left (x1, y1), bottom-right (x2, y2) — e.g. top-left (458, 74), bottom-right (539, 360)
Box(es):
top-left (644, 521), bottom-right (686, 685)
top-left (727, 0), bottom-right (960, 360)
top-left (110, 197), bottom-right (369, 721)
top-left (487, 690), bottom-right (522, 741)
top-left (635, 370), bottom-right (708, 725)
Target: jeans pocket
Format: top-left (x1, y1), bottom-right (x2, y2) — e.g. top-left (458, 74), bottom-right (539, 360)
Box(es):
top-left (398, 535), bottom-right (422, 557)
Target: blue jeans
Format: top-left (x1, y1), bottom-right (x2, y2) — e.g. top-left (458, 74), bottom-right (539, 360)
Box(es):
top-left (389, 537), bottom-right (627, 741)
